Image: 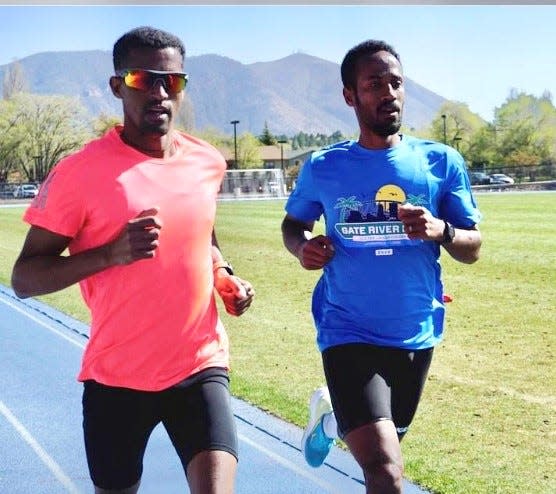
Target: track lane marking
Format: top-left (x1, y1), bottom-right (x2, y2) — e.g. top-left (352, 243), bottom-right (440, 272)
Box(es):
top-left (0, 296), bottom-right (85, 349)
top-left (238, 432), bottom-right (345, 493)
top-left (0, 400), bottom-right (81, 493)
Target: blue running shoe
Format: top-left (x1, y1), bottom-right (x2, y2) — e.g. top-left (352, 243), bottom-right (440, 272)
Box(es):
top-left (301, 386), bottom-right (334, 468)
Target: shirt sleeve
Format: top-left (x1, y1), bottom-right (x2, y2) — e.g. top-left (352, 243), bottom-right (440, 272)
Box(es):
top-left (23, 158), bottom-right (87, 239)
top-left (284, 154), bottom-right (324, 222)
top-left (439, 148), bottom-right (482, 228)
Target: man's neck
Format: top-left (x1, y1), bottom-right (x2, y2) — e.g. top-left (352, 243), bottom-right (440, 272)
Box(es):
top-left (358, 132), bottom-right (401, 150)
top-left (120, 130), bottom-right (177, 159)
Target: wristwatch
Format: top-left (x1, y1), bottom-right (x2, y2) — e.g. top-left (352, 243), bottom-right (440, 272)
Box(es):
top-left (213, 260), bottom-right (234, 276)
top-left (440, 221), bottom-right (456, 244)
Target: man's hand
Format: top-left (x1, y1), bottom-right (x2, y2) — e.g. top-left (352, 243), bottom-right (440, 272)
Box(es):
top-left (297, 235), bottom-right (335, 270)
top-left (107, 207), bottom-right (163, 265)
top-left (398, 203), bottom-right (481, 263)
top-left (397, 203), bottom-right (444, 242)
top-left (214, 273), bottom-right (255, 316)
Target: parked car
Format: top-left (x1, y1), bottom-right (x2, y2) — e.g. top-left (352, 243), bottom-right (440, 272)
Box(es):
top-left (0, 184), bottom-right (17, 199)
top-left (468, 172), bottom-right (492, 185)
top-left (13, 184), bottom-right (39, 199)
top-left (489, 173), bottom-right (515, 185)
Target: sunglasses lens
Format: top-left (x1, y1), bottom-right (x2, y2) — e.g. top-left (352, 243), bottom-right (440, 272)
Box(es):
top-left (122, 70), bottom-right (187, 93)
top-left (168, 74), bottom-right (187, 92)
top-left (123, 71), bottom-right (151, 90)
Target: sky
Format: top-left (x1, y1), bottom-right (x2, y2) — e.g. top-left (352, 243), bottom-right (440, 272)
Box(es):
top-left (0, 4), bottom-right (555, 122)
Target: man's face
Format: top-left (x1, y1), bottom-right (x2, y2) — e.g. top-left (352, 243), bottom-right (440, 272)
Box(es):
top-left (343, 50), bottom-right (404, 138)
top-left (111, 47), bottom-right (185, 140)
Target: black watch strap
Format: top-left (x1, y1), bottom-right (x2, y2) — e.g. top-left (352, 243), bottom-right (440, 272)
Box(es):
top-left (440, 221), bottom-right (455, 244)
top-left (213, 260), bottom-right (234, 276)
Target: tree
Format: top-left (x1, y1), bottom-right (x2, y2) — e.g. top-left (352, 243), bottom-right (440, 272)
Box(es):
top-left (258, 121), bottom-right (277, 145)
top-left (330, 130), bottom-right (345, 143)
top-left (2, 61), bottom-right (28, 100)
top-left (1, 93), bottom-right (92, 182)
top-left (465, 125), bottom-right (498, 169)
top-left (93, 113), bottom-right (121, 137)
top-left (492, 91), bottom-right (555, 166)
top-left (290, 130), bottom-right (349, 150)
top-left (193, 126), bottom-right (233, 152)
top-left (423, 97), bottom-right (555, 171)
top-left (428, 102), bottom-right (484, 156)
top-left (237, 133), bottom-right (262, 169)
top-left (192, 129), bottom-right (262, 169)
top-left (0, 97), bottom-right (24, 182)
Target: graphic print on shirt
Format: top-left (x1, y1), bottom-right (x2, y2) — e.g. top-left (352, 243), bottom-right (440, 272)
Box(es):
top-left (334, 185), bottom-right (428, 248)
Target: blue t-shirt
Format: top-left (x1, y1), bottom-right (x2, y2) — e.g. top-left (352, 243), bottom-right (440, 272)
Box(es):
top-left (285, 136), bottom-right (482, 351)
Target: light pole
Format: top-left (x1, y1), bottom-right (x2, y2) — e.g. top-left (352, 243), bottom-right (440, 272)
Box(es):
top-left (453, 136), bottom-right (462, 152)
top-left (441, 114), bottom-right (447, 144)
top-left (230, 120), bottom-right (239, 169)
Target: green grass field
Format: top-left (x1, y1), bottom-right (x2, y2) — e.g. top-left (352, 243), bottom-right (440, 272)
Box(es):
top-left (1, 192), bottom-right (554, 494)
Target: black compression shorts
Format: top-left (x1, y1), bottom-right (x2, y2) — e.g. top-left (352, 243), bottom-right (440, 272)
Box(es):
top-left (82, 367), bottom-right (237, 490)
top-left (322, 343), bottom-right (433, 439)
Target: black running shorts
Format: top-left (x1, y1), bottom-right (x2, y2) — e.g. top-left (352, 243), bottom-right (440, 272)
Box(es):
top-left (322, 343), bottom-right (433, 438)
top-left (82, 367), bottom-right (237, 490)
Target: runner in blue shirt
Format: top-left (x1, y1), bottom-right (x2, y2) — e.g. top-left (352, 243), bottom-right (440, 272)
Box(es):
top-left (282, 39), bottom-right (482, 494)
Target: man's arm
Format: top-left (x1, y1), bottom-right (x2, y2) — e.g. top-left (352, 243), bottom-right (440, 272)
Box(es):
top-left (12, 226), bottom-right (109, 298)
top-left (281, 214), bottom-right (335, 270)
top-left (11, 208), bottom-right (162, 299)
top-left (210, 229), bottom-right (228, 267)
top-left (440, 225), bottom-right (482, 264)
top-left (210, 228), bottom-right (254, 316)
top-left (281, 214), bottom-right (314, 258)
top-left (397, 203), bottom-right (481, 264)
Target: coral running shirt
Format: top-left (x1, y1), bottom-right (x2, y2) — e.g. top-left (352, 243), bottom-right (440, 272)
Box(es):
top-left (24, 126), bottom-right (229, 391)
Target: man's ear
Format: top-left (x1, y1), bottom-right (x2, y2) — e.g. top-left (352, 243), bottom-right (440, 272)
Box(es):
top-left (343, 87), bottom-right (354, 107)
top-left (109, 76), bottom-right (123, 100)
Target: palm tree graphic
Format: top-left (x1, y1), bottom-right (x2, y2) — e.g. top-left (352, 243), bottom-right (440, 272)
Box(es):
top-left (334, 196), bottom-right (363, 222)
top-left (406, 194), bottom-right (428, 207)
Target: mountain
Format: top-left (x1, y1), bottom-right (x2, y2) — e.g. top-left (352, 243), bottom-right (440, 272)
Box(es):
top-left (0, 50), bottom-right (446, 135)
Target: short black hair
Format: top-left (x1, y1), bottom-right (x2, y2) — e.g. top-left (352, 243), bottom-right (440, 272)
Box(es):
top-left (340, 40), bottom-right (401, 89)
top-left (113, 26), bottom-right (186, 71)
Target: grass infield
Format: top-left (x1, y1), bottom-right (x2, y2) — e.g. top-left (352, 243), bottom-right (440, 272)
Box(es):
top-left (1, 191), bottom-right (554, 494)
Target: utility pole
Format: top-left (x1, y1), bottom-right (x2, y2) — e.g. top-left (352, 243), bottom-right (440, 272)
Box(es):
top-left (230, 120), bottom-right (240, 169)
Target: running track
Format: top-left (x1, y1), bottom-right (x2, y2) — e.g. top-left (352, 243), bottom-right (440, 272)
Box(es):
top-left (0, 284), bottom-right (428, 493)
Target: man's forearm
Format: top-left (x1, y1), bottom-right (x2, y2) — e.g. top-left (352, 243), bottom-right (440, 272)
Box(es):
top-left (11, 246), bottom-right (112, 298)
top-left (281, 218), bottom-right (312, 258)
top-left (442, 228), bottom-right (482, 264)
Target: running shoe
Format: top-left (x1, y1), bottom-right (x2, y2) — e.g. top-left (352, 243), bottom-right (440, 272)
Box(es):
top-left (301, 386), bottom-right (334, 467)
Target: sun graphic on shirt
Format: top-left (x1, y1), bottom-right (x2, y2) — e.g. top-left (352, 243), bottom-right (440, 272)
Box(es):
top-left (375, 185), bottom-right (406, 204)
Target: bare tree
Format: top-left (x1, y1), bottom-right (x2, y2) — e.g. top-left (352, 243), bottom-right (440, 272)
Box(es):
top-left (3, 61), bottom-right (28, 100)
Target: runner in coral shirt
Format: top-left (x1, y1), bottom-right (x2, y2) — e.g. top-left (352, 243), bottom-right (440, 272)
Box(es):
top-left (11, 26), bottom-right (254, 494)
